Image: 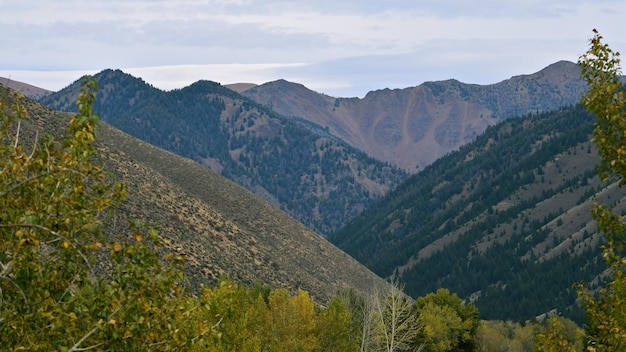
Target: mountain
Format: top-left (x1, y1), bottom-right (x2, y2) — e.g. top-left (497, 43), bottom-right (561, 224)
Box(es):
top-left (241, 61), bottom-right (587, 172)
top-left (328, 105), bottom-right (626, 322)
top-left (1, 76), bottom-right (52, 99)
top-left (225, 82), bottom-right (257, 93)
top-left (39, 70), bottom-right (407, 235)
top-left (3, 84), bottom-right (386, 303)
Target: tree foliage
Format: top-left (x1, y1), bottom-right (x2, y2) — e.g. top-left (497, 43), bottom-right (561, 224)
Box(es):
top-left (0, 78), bottom-right (197, 350)
top-left (579, 29), bottom-right (626, 186)
top-left (536, 316), bottom-right (584, 352)
top-left (571, 29), bottom-right (626, 351)
top-left (414, 288), bottom-right (480, 352)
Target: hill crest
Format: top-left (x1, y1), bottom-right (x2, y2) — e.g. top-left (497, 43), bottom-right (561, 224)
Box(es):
top-left (0, 76), bottom-right (52, 99)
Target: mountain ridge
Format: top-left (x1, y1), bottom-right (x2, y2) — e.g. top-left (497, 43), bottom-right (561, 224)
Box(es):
top-left (241, 60), bottom-right (587, 171)
top-left (23, 62), bottom-right (623, 322)
top-left (39, 69), bottom-right (408, 235)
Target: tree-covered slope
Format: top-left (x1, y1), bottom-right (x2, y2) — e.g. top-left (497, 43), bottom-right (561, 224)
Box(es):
top-left (329, 105), bottom-right (625, 322)
top-left (40, 70), bottom-right (407, 235)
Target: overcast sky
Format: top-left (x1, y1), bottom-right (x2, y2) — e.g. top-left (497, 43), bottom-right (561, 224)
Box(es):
top-left (1, 0), bottom-right (625, 98)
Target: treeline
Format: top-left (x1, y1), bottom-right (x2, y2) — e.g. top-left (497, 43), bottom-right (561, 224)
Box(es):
top-left (136, 277), bottom-right (584, 352)
top-left (171, 279), bottom-right (484, 352)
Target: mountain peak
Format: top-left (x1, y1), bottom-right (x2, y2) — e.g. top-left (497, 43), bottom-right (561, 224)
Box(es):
top-left (242, 61), bottom-right (588, 172)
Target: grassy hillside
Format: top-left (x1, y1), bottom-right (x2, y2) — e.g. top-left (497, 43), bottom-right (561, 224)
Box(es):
top-left (5, 84), bottom-right (387, 303)
top-left (0, 76), bottom-right (52, 99)
top-left (329, 105), bottom-right (624, 322)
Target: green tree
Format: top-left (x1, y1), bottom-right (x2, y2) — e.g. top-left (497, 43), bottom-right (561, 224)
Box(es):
top-left (536, 316), bottom-right (584, 352)
top-left (414, 288), bottom-right (480, 352)
top-left (192, 278), bottom-right (271, 352)
top-left (314, 296), bottom-right (358, 352)
top-left (0, 79), bottom-right (201, 350)
top-left (267, 288), bottom-right (317, 351)
top-left (575, 29), bottom-right (626, 351)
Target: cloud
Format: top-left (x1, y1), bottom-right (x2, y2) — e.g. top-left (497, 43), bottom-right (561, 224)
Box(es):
top-left (0, 0), bottom-right (624, 97)
top-left (123, 63), bottom-right (310, 90)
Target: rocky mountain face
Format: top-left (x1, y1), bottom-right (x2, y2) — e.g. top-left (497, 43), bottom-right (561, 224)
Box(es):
top-left (241, 61), bottom-right (587, 172)
top-left (329, 105), bottom-right (625, 322)
top-left (39, 70), bottom-right (407, 235)
top-left (6, 84), bottom-right (387, 303)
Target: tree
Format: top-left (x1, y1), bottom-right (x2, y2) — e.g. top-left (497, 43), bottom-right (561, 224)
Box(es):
top-left (337, 287), bottom-right (378, 352)
top-left (314, 296), bottom-right (358, 352)
top-left (0, 79), bottom-right (201, 350)
top-left (370, 282), bottom-right (421, 352)
top-left (267, 288), bottom-right (317, 351)
top-left (576, 29), bottom-right (626, 351)
top-left (193, 278), bottom-right (271, 352)
top-left (476, 320), bottom-right (538, 352)
top-left (414, 288), bottom-right (480, 352)
top-left (536, 316), bottom-right (584, 352)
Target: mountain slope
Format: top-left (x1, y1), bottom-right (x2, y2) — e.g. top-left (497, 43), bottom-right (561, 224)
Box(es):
top-left (39, 70), bottom-right (407, 235)
top-left (1, 77), bottom-right (52, 99)
top-left (242, 61), bottom-right (587, 172)
top-left (5, 84), bottom-right (387, 303)
top-left (329, 105), bottom-right (625, 322)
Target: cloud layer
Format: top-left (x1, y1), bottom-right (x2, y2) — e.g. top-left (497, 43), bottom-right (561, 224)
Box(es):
top-left (2, 0), bottom-right (624, 97)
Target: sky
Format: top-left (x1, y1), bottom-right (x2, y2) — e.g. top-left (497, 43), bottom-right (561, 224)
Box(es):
top-left (1, 0), bottom-right (625, 98)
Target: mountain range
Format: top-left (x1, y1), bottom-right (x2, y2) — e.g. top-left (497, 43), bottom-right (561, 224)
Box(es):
top-left (11, 61), bottom-right (626, 322)
top-left (37, 61), bottom-right (589, 237)
top-left (39, 70), bottom-right (407, 235)
top-left (241, 60), bottom-right (587, 172)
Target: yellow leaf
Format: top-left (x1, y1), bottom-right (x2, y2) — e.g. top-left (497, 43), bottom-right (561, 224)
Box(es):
top-left (63, 241), bottom-right (70, 249)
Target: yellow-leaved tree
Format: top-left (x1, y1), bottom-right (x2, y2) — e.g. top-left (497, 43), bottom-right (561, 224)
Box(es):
top-left (0, 78), bottom-right (204, 351)
top-left (575, 29), bottom-right (626, 351)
